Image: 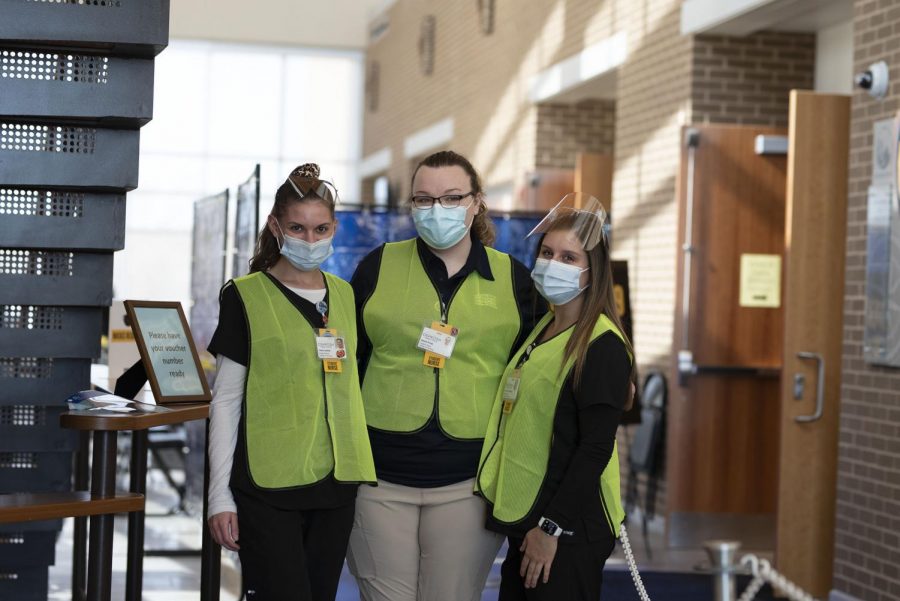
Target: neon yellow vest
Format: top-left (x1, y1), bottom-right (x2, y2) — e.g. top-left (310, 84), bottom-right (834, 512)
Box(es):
top-left (233, 272), bottom-right (376, 489)
top-left (361, 239), bottom-right (521, 440)
top-left (475, 312), bottom-right (628, 536)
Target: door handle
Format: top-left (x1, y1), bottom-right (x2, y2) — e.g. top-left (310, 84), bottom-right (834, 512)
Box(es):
top-left (795, 352), bottom-right (824, 423)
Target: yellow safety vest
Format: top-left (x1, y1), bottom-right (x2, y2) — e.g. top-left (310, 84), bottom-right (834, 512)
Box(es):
top-left (361, 239), bottom-right (521, 440)
top-left (476, 312), bottom-right (628, 536)
top-left (233, 272), bottom-right (376, 489)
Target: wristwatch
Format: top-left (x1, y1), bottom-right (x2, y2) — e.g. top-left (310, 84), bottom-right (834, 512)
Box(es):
top-left (538, 517), bottom-right (563, 537)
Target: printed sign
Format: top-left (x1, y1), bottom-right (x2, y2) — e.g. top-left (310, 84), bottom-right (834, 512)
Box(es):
top-left (739, 254), bottom-right (782, 308)
top-left (124, 301), bottom-right (212, 403)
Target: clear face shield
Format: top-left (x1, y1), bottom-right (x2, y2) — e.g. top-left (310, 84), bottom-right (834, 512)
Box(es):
top-left (527, 193), bottom-right (609, 251)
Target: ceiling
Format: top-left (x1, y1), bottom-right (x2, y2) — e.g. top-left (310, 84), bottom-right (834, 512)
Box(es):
top-left (682, 0), bottom-right (853, 36)
top-left (169, 0), bottom-right (394, 50)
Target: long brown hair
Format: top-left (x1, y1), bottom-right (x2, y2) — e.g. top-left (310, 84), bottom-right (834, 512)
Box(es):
top-left (248, 163), bottom-right (337, 273)
top-left (411, 150), bottom-right (496, 247)
top-left (541, 216), bottom-right (636, 392)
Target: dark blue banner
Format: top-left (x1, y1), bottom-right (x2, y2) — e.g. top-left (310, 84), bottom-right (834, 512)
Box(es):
top-left (322, 210), bottom-right (542, 280)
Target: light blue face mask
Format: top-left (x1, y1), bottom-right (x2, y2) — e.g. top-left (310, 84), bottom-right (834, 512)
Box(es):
top-left (531, 258), bottom-right (588, 305)
top-left (276, 223), bottom-right (334, 271)
top-left (413, 205), bottom-right (471, 250)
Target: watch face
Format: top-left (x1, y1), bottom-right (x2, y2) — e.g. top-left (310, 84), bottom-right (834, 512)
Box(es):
top-left (540, 519), bottom-right (558, 535)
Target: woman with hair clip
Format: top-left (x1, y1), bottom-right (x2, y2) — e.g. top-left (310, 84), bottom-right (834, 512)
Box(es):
top-left (206, 164), bottom-right (376, 601)
top-left (347, 150), bottom-right (545, 601)
top-left (476, 193), bottom-right (634, 600)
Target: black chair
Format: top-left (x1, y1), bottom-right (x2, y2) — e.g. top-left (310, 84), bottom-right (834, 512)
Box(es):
top-left (147, 424), bottom-right (189, 513)
top-left (625, 370), bottom-right (667, 556)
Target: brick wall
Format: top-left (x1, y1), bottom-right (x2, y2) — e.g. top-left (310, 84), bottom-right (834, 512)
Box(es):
top-left (363, 0), bottom-right (634, 200)
top-left (692, 32), bottom-right (816, 127)
top-left (607, 0), bottom-right (691, 523)
top-left (610, 1), bottom-right (690, 377)
top-left (535, 100), bottom-right (615, 169)
top-left (832, 2), bottom-right (900, 600)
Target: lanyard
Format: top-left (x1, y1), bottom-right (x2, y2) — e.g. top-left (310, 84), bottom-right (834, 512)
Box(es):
top-left (315, 300), bottom-right (328, 327)
top-left (515, 341), bottom-right (537, 369)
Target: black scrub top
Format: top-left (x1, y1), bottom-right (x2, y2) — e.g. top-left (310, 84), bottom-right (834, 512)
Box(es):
top-left (208, 272), bottom-right (357, 510)
top-left (351, 234), bottom-right (546, 488)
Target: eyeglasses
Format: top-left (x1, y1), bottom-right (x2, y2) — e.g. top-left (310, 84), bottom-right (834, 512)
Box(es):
top-left (410, 192), bottom-right (475, 210)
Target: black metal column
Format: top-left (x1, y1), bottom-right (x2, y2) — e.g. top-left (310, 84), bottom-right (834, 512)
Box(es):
top-left (86, 430), bottom-right (117, 601)
top-left (124, 430), bottom-right (148, 601)
top-left (71, 430), bottom-right (91, 601)
top-left (200, 419), bottom-right (221, 601)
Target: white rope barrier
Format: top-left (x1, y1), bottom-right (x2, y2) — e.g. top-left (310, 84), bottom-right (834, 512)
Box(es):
top-left (737, 555), bottom-right (819, 601)
top-left (619, 524), bottom-right (652, 601)
top-left (618, 525), bottom-right (822, 601)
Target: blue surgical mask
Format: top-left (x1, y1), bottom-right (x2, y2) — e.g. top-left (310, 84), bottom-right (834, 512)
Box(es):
top-left (276, 224), bottom-right (334, 271)
top-left (531, 258), bottom-right (588, 305)
top-left (413, 205), bottom-right (471, 250)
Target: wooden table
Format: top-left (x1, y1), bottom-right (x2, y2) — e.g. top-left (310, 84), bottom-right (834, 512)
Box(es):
top-left (61, 403), bottom-right (220, 601)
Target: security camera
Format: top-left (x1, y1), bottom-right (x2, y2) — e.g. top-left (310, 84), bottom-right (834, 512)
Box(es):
top-left (855, 60), bottom-right (889, 98)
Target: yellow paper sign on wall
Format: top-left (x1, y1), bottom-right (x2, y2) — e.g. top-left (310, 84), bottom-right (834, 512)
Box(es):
top-left (739, 254), bottom-right (782, 308)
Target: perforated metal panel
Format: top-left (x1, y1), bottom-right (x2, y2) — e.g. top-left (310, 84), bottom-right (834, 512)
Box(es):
top-left (0, 1), bottom-right (169, 595)
top-left (0, 50), bottom-right (154, 126)
top-left (0, 305), bottom-right (102, 357)
top-left (0, 0), bottom-right (169, 58)
top-left (0, 532), bottom-right (55, 566)
top-left (0, 565), bottom-right (48, 601)
top-left (0, 358), bottom-right (90, 406)
top-left (0, 122), bottom-right (139, 190)
top-left (0, 406), bottom-right (74, 452)
top-left (0, 190), bottom-right (124, 250)
top-left (0, 451), bottom-right (72, 492)
top-left (0, 251), bottom-right (112, 305)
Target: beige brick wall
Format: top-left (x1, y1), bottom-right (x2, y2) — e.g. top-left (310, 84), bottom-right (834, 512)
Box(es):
top-left (363, 0), bottom-right (690, 405)
top-left (832, 2), bottom-right (900, 599)
top-left (610, 2), bottom-right (690, 377)
top-left (535, 100), bottom-right (615, 169)
top-left (364, 0), bottom-right (638, 200)
top-left (693, 32), bottom-right (816, 127)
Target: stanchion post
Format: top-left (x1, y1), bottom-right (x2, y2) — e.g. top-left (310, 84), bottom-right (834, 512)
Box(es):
top-left (704, 540), bottom-right (741, 601)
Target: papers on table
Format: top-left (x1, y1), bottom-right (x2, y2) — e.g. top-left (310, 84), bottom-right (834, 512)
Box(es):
top-left (66, 390), bottom-right (171, 414)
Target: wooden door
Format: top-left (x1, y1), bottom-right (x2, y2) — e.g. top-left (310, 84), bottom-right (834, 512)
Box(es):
top-left (776, 91), bottom-right (850, 597)
top-left (575, 152), bottom-right (613, 210)
top-left (668, 125), bottom-right (787, 542)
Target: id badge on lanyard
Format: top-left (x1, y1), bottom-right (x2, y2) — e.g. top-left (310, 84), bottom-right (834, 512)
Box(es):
top-left (502, 369), bottom-right (521, 414)
top-left (416, 321), bottom-right (459, 369)
top-left (316, 328), bottom-right (345, 373)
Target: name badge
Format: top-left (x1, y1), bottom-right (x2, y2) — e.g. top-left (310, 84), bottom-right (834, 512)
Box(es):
top-left (502, 369), bottom-right (521, 414)
top-left (317, 328), bottom-right (345, 373)
top-left (417, 321), bottom-right (458, 369)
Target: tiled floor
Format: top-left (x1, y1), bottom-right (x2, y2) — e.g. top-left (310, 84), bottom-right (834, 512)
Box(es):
top-left (47, 474), bottom-right (769, 600)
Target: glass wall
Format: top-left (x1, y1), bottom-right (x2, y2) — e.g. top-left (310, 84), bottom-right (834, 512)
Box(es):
top-left (114, 40), bottom-right (364, 308)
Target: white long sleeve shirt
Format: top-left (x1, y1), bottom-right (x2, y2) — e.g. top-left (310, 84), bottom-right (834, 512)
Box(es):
top-left (206, 285), bottom-right (326, 518)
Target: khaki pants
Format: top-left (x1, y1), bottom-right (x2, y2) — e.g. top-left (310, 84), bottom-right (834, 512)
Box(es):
top-left (347, 479), bottom-right (504, 601)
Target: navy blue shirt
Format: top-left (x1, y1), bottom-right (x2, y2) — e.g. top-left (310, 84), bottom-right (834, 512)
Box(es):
top-left (351, 234), bottom-right (545, 488)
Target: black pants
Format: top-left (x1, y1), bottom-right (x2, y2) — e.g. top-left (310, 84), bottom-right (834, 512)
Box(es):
top-left (499, 535), bottom-right (616, 600)
top-left (233, 489), bottom-right (355, 601)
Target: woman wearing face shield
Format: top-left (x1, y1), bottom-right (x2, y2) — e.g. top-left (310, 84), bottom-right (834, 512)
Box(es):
top-left (206, 164), bottom-right (376, 601)
top-left (475, 194), bottom-right (635, 600)
top-left (347, 150), bottom-right (546, 601)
